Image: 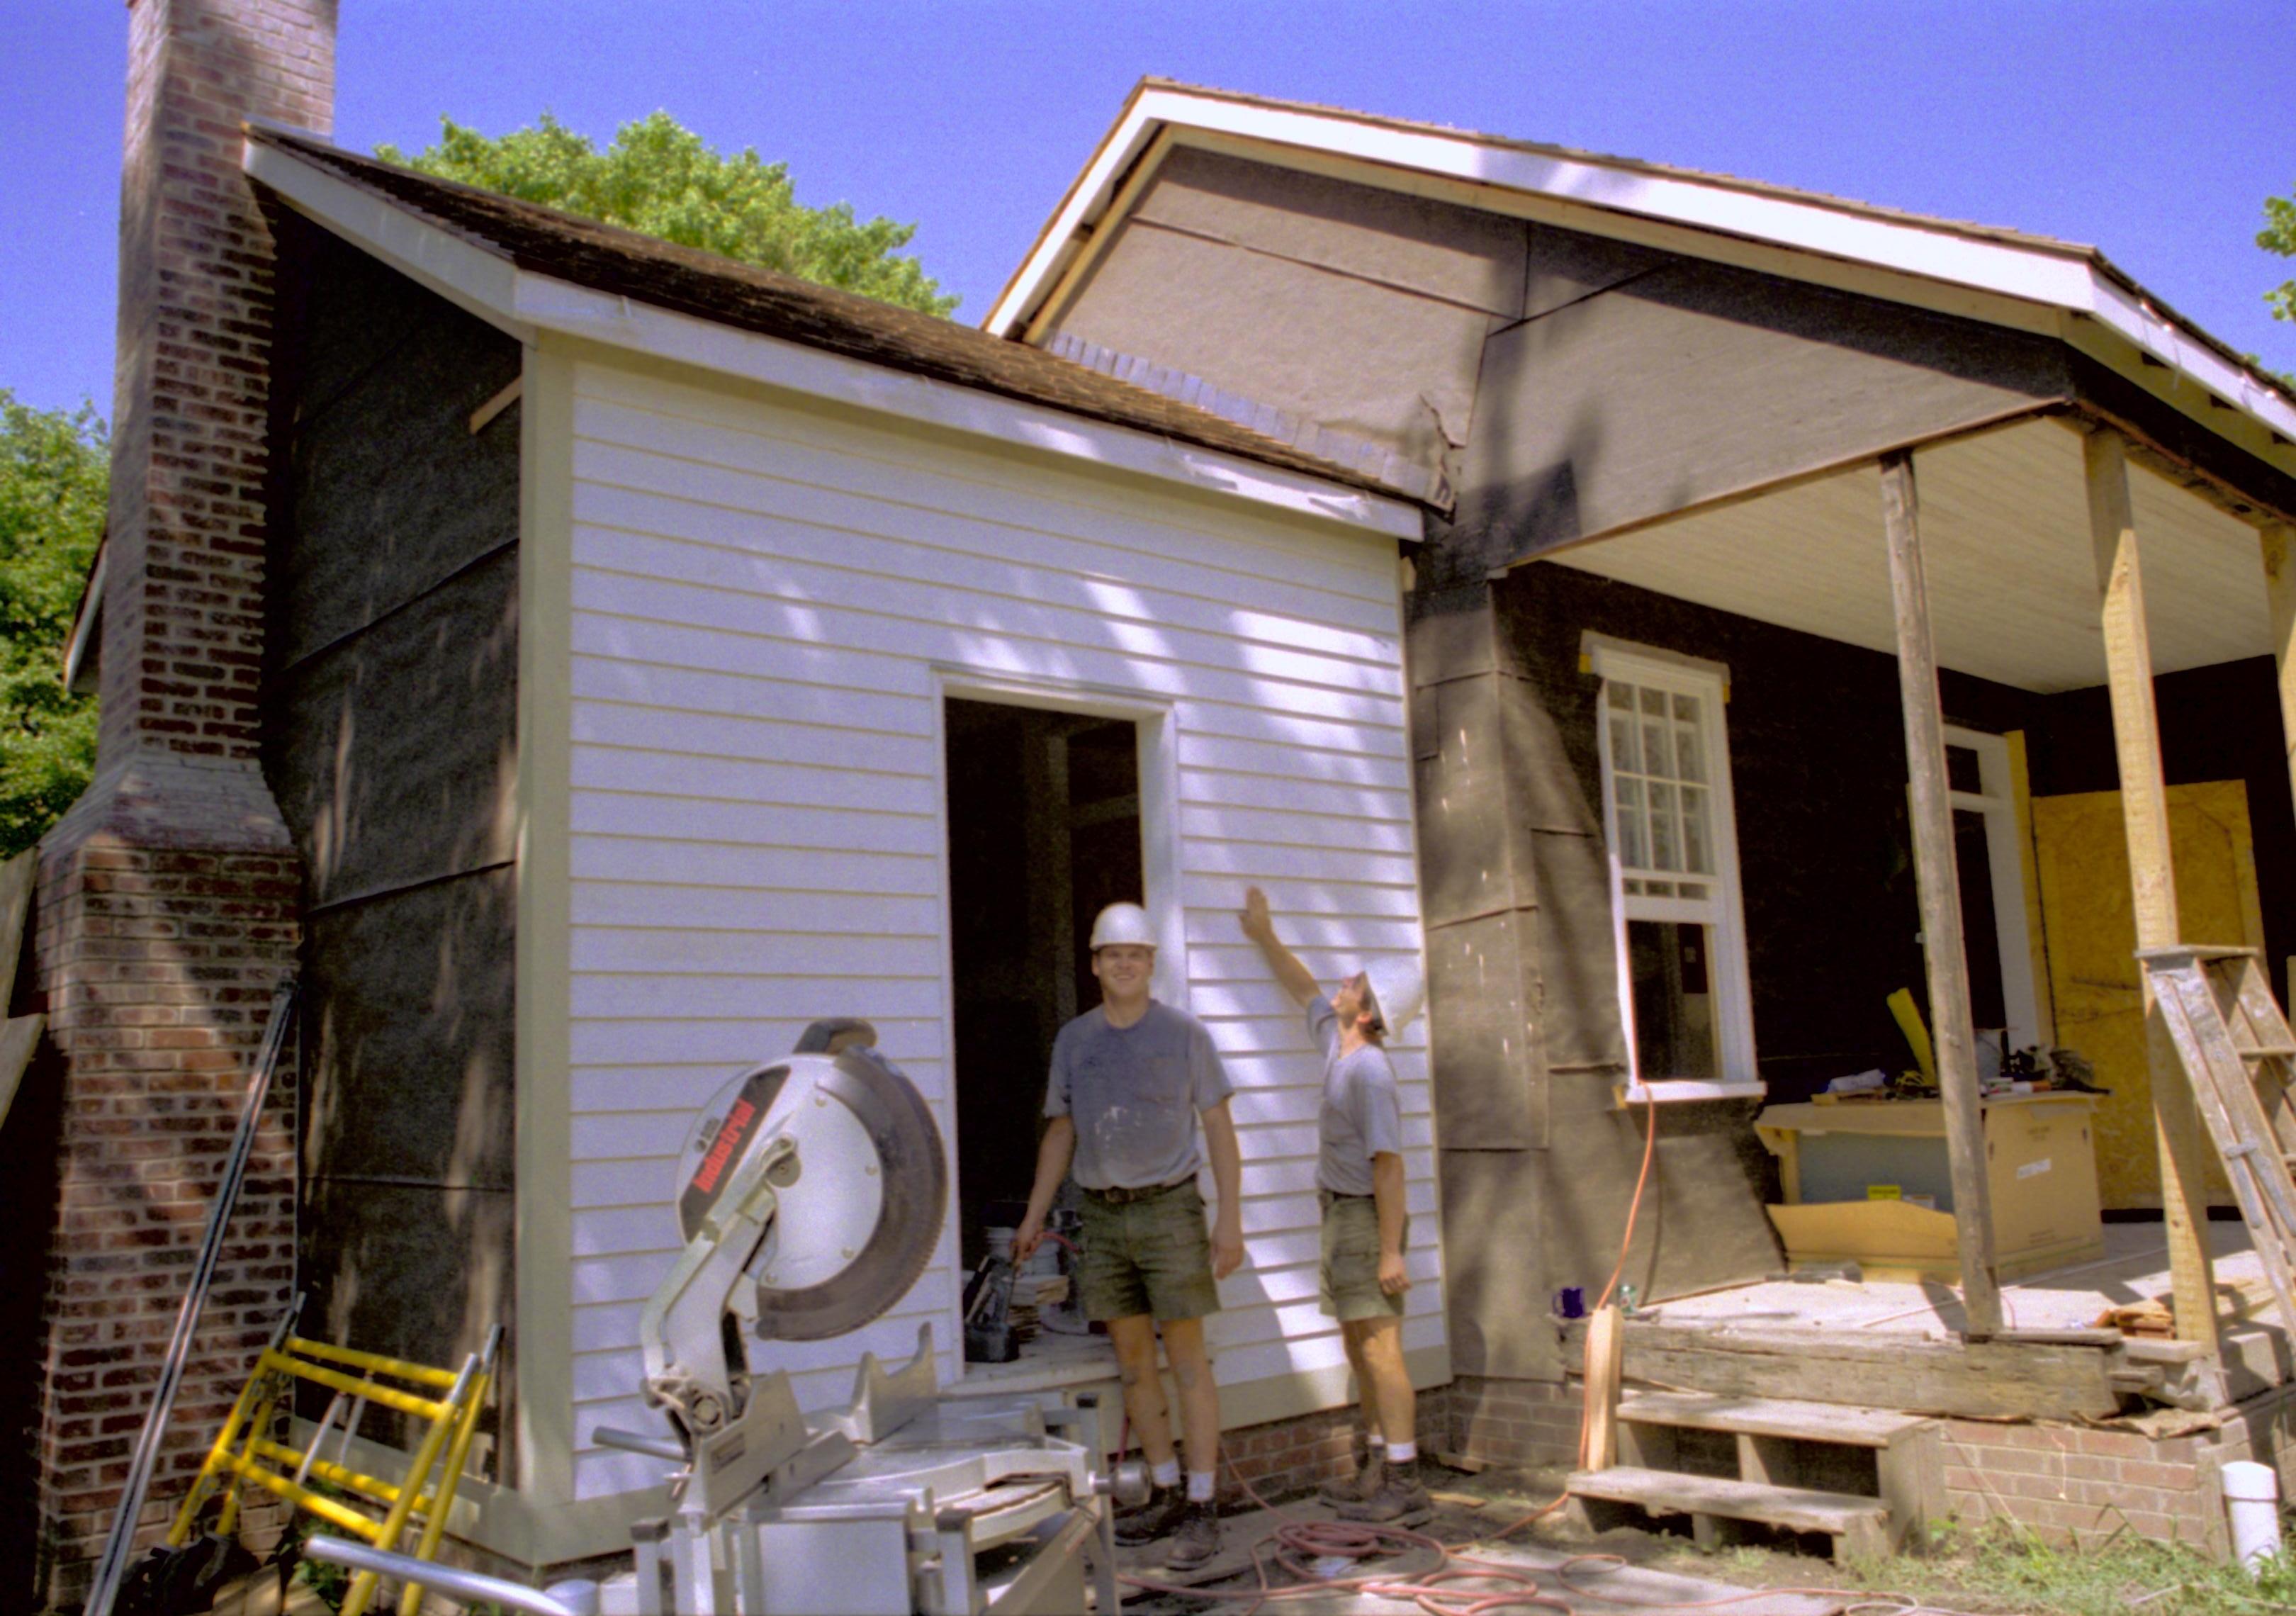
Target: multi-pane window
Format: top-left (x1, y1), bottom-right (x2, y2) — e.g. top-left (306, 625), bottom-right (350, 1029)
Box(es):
top-left (1591, 644), bottom-right (1757, 1091)
top-left (1605, 681), bottom-right (1716, 905)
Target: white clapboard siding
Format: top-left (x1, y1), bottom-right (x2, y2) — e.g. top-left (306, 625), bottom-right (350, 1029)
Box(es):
top-left (560, 360), bottom-right (1435, 1500)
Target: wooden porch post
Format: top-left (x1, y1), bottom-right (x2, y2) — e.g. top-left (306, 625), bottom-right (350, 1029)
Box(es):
top-left (2085, 425), bottom-right (2219, 1354)
top-left (2263, 522), bottom-right (2296, 858)
top-left (1879, 449), bottom-right (2003, 1339)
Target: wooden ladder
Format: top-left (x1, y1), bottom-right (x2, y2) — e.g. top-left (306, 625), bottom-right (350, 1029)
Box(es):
top-left (2139, 945), bottom-right (2296, 1337)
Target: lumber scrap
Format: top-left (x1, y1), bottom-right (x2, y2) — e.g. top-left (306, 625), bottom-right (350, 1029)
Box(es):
top-left (1579, 1304), bottom-right (1626, 1471)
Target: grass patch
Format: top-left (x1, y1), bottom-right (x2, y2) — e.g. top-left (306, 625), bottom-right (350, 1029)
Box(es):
top-left (1847, 1520), bottom-right (2296, 1616)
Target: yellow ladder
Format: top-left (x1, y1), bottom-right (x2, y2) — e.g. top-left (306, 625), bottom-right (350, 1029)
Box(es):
top-left (167, 1308), bottom-right (500, 1616)
top-left (2139, 945), bottom-right (2296, 1338)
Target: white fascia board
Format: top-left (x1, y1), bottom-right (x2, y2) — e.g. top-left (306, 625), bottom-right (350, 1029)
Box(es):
top-left (244, 139), bottom-right (532, 343)
top-left (246, 138), bottom-right (1413, 541)
top-left (510, 271), bottom-right (1419, 540)
top-left (988, 88), bottom-right (2296, 446)
top-left (984, 96), bottom-right (1166, 337)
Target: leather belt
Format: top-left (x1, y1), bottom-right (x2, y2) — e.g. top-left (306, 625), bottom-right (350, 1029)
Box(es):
top-left (1086, 1178), bottom-right (1191, 1206)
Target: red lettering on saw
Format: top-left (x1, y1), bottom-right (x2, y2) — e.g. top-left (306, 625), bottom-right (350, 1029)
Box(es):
top-left (692, 1099), bottom-right (758, 1195)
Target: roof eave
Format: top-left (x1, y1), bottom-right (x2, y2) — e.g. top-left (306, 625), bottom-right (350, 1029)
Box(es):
top-left (243, 133), bottom-right (1421, 541)
top-left (984, 83), bottom-right (2296, 455)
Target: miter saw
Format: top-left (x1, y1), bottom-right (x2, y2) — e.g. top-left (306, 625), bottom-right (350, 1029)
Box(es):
top-left (578, 1020), bottom-right (1119, 1616)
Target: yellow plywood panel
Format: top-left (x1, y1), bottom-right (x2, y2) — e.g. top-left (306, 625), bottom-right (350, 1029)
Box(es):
top-left (1983, 1100), bottom-right (2103, 1259)
top-left (2032, 780), bottom-right (2263, 1209)
top-left (1767, 1198), bottom-right (1962, 1267)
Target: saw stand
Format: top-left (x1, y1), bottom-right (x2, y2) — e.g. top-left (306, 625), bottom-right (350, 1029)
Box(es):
top-left (583, 1327), bottom-right (1118, 1616)
top-left (567, 1030), bottom-right (1120, 1615)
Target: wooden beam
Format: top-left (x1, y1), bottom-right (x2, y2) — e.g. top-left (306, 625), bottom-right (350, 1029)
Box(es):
top-left (1608, 1318), bottom-right (2127, 1421)
top-left (1879, 449), bottom-right (2003, 1339)
top-left (2085, 425), bottom-right (2219, 1355)
top-left (2263, 523), bottom-right (2296, 892)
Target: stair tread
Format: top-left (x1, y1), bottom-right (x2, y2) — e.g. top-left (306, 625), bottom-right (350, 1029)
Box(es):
top-left (1618, 1391), bottom-right (1930, 1447)
top-left (1569, 1466), bottom-right (1886, 1533)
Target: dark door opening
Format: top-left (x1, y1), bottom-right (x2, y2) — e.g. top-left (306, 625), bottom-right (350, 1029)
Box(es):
top-left (944, 699), bottom-right (1143, 1292)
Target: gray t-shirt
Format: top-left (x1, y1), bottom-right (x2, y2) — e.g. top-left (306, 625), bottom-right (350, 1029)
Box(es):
top-left (1045, 1001), bottom-right (1234, 1191)
top-left (1307, 999), bottom-right (1405, 1197)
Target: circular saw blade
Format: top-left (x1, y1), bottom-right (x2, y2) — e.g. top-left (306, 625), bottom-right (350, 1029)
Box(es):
top-left (753, 1047), bottom-right (948, 1342)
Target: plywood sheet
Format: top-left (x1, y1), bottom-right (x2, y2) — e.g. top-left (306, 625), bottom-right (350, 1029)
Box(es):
top-left (298, 1175), bottom-right (516, 1470)
top-left (1541, 1105), bottom-right (1784, 1313)
top-left (271, 546), bottom-right (519, 907)
top-left (302, 865), bottom-right (516, 1189)
top-left (2033, 779), bottom-right (2263, 1207)
top-left (1458, 258), bottom-right (2067, 561)
top-left (1439, 1147), bottom-right (1560, 1379)
top-left (1424, 907), bottom-right (1539, 1148)
top-left (1139, 145), bottom-right (1527, 316)
top-left (278, 233), bottom-right (522, 666)
top-left (1059, 218), bottom-right (1492, 476)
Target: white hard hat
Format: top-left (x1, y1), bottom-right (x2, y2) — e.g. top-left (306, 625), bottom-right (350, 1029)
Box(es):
top-left (1088, 902), bottom-right (1158, 951)
top-left (1361, 957), bottom-right (1427, 1039)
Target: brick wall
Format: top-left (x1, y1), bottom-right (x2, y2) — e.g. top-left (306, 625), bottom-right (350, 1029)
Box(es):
top-left (1219, 1386), bottom-right (1459, 1506)
top-left (21, 0), bottom-right (332, 1605)
top-left (1447, 1374), bottom-right (1585, 1472)
top-left (1939, 1419), bottom-right (2231, 1556)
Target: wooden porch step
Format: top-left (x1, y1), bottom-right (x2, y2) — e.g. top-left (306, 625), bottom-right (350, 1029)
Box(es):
top-left (1568, 1466), bottom-right (1889, 1559)
top-left (1618, 1391), bottom-right (1930, 1448)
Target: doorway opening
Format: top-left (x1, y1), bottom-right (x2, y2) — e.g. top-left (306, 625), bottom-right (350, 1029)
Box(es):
top-left (944, 697), bottom-right (1143, 1361)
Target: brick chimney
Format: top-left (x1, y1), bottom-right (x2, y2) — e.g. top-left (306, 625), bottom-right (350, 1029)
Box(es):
top-left (20, 0), bottom-right (331, 1602)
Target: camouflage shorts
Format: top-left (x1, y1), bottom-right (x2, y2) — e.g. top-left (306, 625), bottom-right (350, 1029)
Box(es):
top-left (1074, 1179), bottom-right (1220, 1322)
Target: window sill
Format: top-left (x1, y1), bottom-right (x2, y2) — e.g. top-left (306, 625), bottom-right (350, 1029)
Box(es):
top-left (1614, 1079), bottom-right (1769, 1107)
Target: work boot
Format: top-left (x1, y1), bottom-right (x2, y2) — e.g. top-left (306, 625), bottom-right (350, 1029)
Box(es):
top-left (1317, 1450), bottom-right (1382, 1506)
top-left (1336, 1460), bottom-right (1432, 1525)
top-left (1166, 1500), bottom-right (1222, 1569)
top-left (1113, 1483), bottom-right (1188, 1546)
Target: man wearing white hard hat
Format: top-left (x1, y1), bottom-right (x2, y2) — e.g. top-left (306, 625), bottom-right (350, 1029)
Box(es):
top-left (1015, 901), bottom-right (1242, 1569)
top-left (1239, 885), bottom-right (1431, 1525)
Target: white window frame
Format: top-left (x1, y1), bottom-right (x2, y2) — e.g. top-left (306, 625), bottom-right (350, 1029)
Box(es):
top-left (1589, 642), bottom-right (1760, 1097)
top-left (1937, 725), bottom-right (2043, 1058)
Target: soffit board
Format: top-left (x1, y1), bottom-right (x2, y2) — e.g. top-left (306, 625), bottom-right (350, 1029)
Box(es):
top-left (1538, 417), bottom-right (2268, 694)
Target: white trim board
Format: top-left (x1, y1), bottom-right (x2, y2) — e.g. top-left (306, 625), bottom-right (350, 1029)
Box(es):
top-left (984, 84), bottom-right (2296, 461)
top-left (243, 138), bottom-right (1417, 544)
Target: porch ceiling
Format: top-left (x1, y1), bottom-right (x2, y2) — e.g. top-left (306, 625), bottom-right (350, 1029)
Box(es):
top-left (1538, 415), bottom-right (2271, 694)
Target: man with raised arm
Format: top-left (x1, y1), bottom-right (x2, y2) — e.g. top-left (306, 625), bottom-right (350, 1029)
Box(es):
top-left (1014, 902), bottom-right (1244, 1569)
top-left (1238, 885), bottom-right (1431, 1524)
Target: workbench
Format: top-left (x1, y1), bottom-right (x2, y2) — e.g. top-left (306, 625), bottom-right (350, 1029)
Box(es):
top-left (1755, 1093), bottom-right (2105, 1283)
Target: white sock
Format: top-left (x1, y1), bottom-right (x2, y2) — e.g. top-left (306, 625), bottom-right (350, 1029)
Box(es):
top-left (1367, 1437), bottom-right (1388, 1453)
top-left (1186, 1470), bottom-right (1215, 1503)
top-left (1151, 1459), bottom-right (1180, 1489)
top-left (1388, 1440), bottom-right (1417, 1464)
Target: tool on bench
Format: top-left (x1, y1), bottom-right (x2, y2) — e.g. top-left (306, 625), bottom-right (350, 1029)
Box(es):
top-left (555, 1018), bottom-right (1120, 1616)
top-left (962, 1254), bottom-right (1020, 1364)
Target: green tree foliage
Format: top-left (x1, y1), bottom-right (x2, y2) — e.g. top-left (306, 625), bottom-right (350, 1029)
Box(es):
top-left (378, 112), bottom-right (959, 316)
top-left (0, 393), bottom-right (105, 858)
top-left (2265, 181), bottom-right (2296, 326)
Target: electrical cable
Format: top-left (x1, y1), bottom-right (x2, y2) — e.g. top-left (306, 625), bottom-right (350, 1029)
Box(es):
top-left (1101, 1094), bottom-right (2003, 1613)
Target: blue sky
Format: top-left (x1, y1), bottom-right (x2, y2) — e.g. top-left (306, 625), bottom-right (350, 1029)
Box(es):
top-left (6, 0), bottom-right (2292, 421)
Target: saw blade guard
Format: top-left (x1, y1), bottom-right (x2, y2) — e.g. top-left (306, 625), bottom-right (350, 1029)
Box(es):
top-left (675, 1045), bottom-right (948, 1344)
